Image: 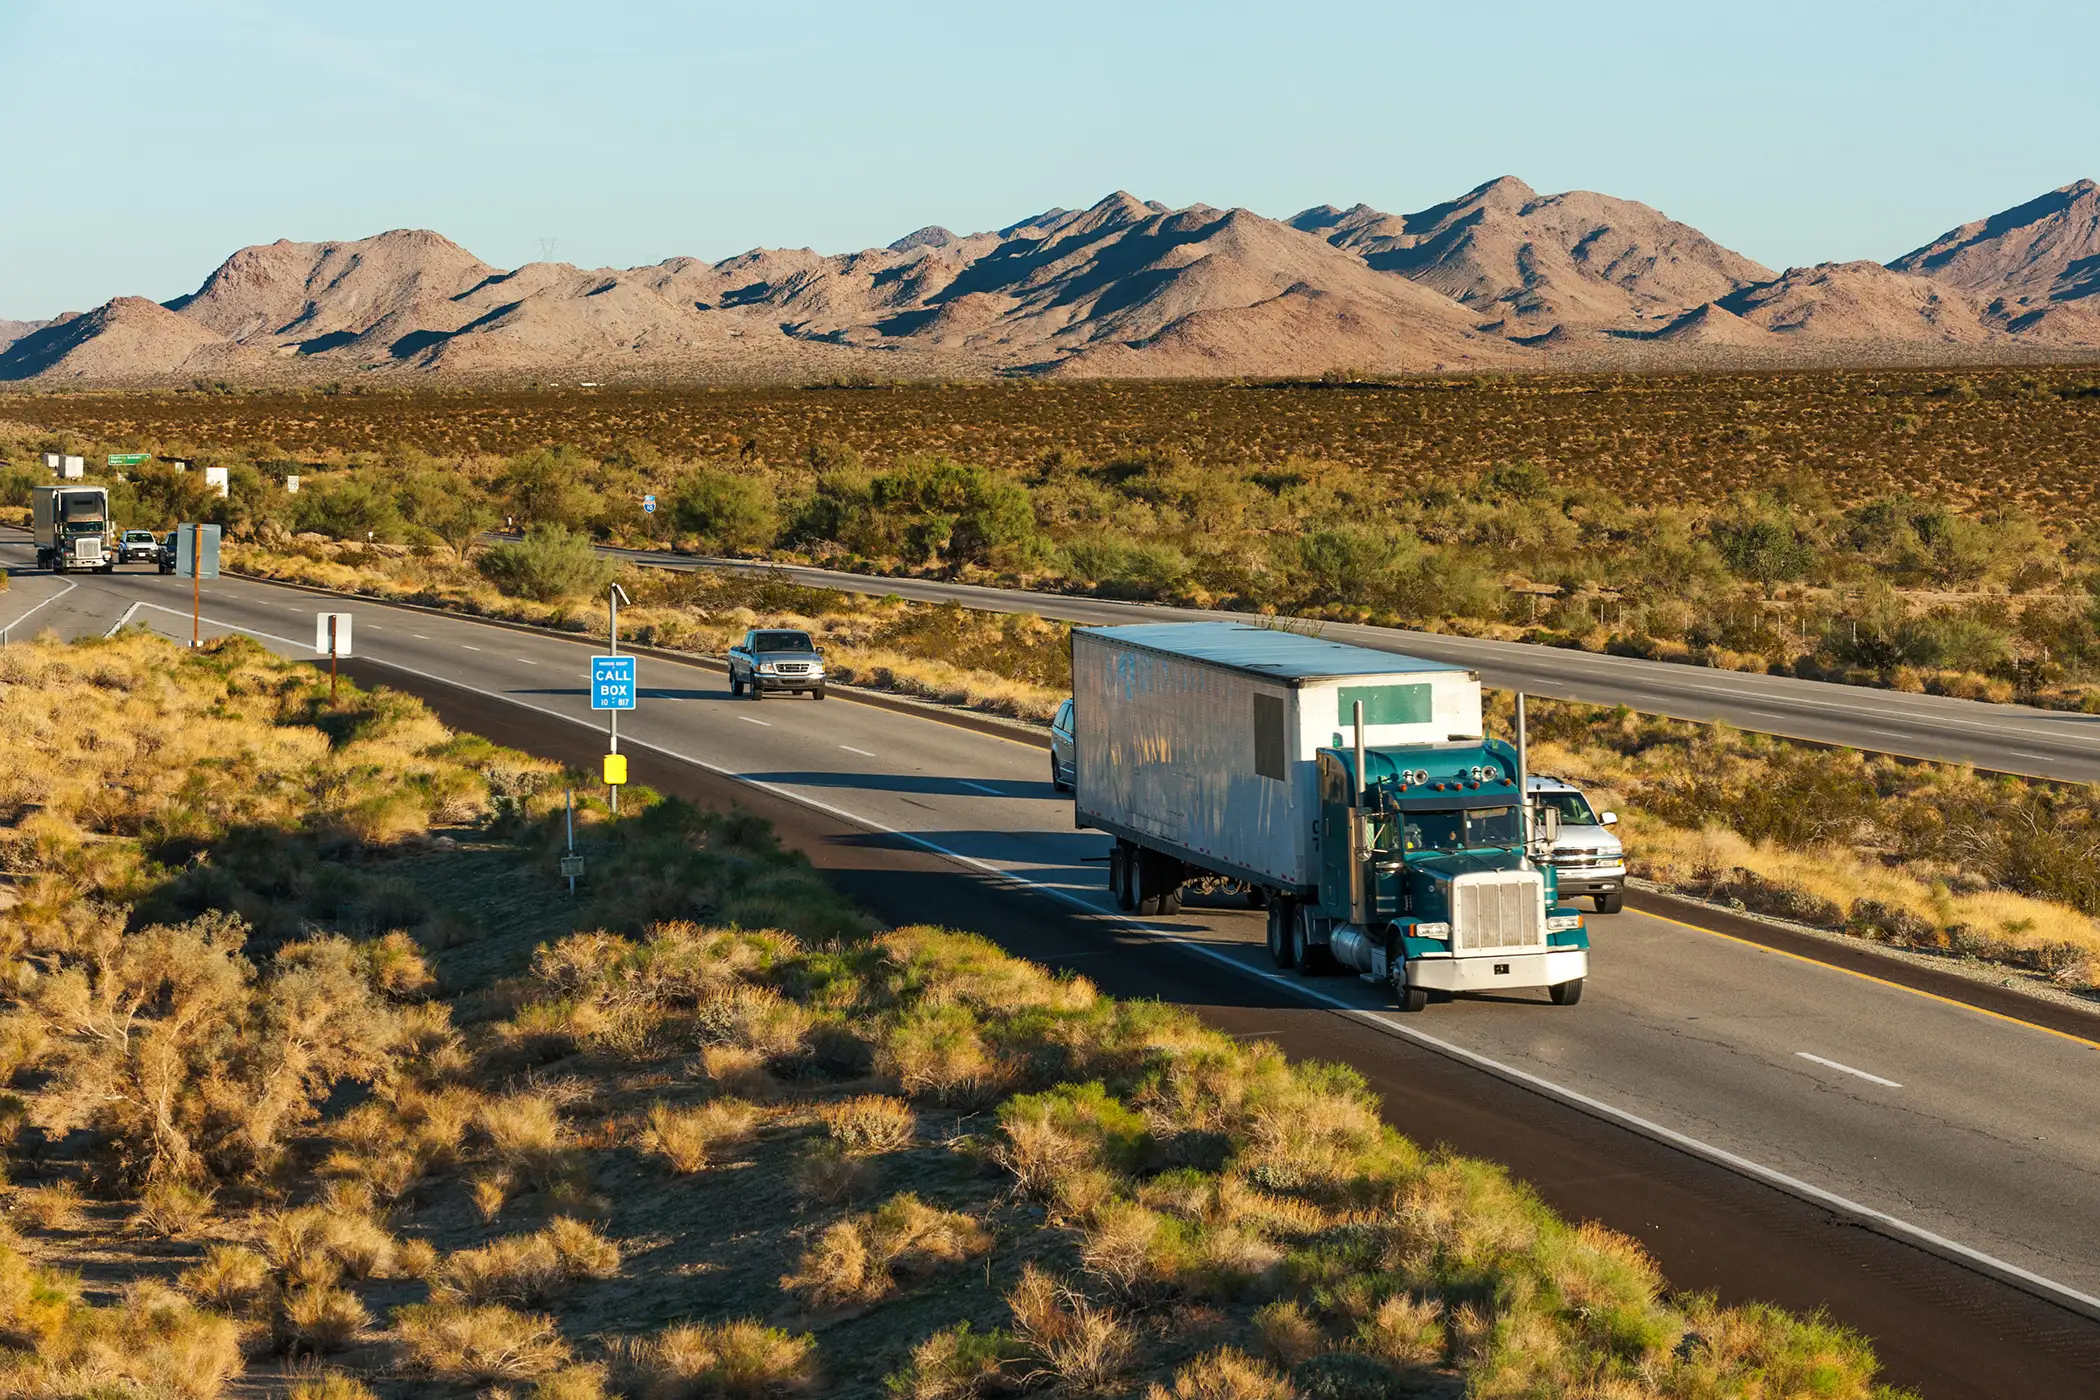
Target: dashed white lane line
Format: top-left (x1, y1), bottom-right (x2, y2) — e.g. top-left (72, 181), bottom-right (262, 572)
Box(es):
top-left (840, 745), bottom-right (877, 757)
top-left (739, 716), bottom-right (771, 727)
top-left (961, 780), bottom-right (1004, 796)
top-left (413, 633), bottom-right (432, 640)
top-left (1796, 1052), bottom-right (1903, 1088)
top-left (517, 658), bottom-right (537, 666)
top-left (461, 645), bottom-right (481, 651)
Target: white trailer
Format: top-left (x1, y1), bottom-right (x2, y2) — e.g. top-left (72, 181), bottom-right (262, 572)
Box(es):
top-left (1071, 622), bottom-right (1589, 1010)
top-left (1072, 622), bottom-right (1482, 900)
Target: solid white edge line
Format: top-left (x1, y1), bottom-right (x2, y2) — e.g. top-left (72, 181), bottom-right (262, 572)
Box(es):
top-left (103, 599), bottom-right (146, 638)
top-left (1796, 1051), bottom-right (1904, 1088)
top-left (320, 644), bottom-right (2100, 1327)
top-left (117, 602), bottom-right (310, 651)
top-left (1, 579), bottom-right (78, 635)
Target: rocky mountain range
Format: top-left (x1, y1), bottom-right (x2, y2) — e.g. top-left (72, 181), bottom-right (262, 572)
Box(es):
top-left (6, 177), bottom-right (2098, 384)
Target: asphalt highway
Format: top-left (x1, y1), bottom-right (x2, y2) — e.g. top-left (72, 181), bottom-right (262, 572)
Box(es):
top-left (9, 547), bottom-right (2100, 1396)
top-left (603, 544), bottom-right (2100, 785)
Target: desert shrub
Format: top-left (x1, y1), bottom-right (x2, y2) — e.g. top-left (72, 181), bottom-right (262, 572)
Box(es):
top-left (1005, 1263), bottom-right (1134, 1392)
top-left (642, 1099), bottom-right (762, 1173)
top-left (996, 1082), bottom-right (1151, 1198)
top-left (394, 1301), bottom-right (572, 1382)
top-left (178, 1244), bottom-right (270, 1312)
top-left (132, 1179), bottom-right (215, 1237)
top-left (1149, 1348), bottom-right (1294, 1400)
top-left (884, 1322), bottom-right (1029, 1399)
top-left (819, 1094), bottom-right (917, 1153)
top-left (287, 1374), bottom-right (380, 1400)
top-left (670, 468), bottom-right (779, 553)
top-left (781, 1193), bottom-right (990, 1307)
top-left (435, 1218), bottom-right (621, 1305)
top-left (478, 523), bottom-right (618, 601)
top-left (616, 1318), bottom-right (818, 1398)
top-left (275, 1281), bottom-right (370, 1354)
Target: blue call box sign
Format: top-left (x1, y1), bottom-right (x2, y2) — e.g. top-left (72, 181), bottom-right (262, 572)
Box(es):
top-left (591, 655), bottom-right (636, 710)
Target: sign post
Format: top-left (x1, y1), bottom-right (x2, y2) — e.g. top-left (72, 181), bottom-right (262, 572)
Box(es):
top-left (315, 612), bottom-right (353, 701)
top-left (175, 524), bottom-right (221, 648)
top-left (589, 652), bottom-right (636, 813)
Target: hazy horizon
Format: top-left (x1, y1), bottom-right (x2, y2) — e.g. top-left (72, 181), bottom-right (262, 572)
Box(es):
top-left (4, 0), bottom-right (2096, 321)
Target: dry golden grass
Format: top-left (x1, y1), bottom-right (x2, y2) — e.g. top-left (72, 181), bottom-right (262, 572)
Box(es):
top-left (276, 1281), bottom-right (372, 1354)
top-left (435, 1218), bottom-right (622, 1305)
top-left (641, 1099), bottom-right (763, 1174)
top-left (286, 1373), bottom-right (380, 1400)
top-left (781, 1192), bottom-right (991, 1308)
top-left (1006, 1262), bottom-right (1136, 1392)
top-left (178, 1244), bottom-right (270, 1313)
top-left (817, 1094), bottom-right (917, 1153)
top-left (10, 1181), bottom-right (86, 1230)
top-left (1146, 1348), bottom-right (1294, 1400)
top-left (394, 1301), bottom-right (573, 1382)
top-left (614, 1318), bottom-right (819, 1398)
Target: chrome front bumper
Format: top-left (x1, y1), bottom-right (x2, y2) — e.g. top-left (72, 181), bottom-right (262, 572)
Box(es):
top-left (1408, 947), bottom-right (1587, 993)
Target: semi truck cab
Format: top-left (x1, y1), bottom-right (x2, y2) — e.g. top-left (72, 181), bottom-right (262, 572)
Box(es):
top-left (31, 485), bottom-right (115, 573)
top-left (1298, 738), bottom-right (1589, 1011)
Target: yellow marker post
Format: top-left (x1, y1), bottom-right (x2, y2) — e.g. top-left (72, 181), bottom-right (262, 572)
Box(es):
top-left (603, 753), bottom-right (628, 787)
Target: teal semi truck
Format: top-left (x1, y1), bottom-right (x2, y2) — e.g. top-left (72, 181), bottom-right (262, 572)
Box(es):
top-left (1072, 622), bottom-right (1589, 1011)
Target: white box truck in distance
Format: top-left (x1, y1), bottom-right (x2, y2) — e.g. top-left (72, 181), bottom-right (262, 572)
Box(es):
top-left (31, 485), bottom-right (115, 573)
top-left (1072, 623), bottom-right (1589, 1011)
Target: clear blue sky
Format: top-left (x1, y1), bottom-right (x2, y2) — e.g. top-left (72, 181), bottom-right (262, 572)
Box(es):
top-left (4, 0), bottom-right (2095, 320)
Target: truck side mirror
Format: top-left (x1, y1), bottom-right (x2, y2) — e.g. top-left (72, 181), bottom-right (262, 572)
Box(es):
top-left (1539, 807), bottom-right (1561, 843)
top-left (1600, 811), bottom-right (1618, 826)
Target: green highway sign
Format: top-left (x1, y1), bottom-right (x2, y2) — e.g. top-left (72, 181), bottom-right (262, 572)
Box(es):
top-left (107, 453), bottom-right (150, 467)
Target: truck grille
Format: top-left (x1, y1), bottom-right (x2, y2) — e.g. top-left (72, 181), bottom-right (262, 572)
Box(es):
top-left (773, 662), bottom-right (809, 675)
top-left (1451, 871), bottom-right (1545, 952)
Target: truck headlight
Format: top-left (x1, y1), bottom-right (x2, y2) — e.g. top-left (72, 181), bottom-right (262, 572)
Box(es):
top-left (1410, 921), bottom-right (1450, 941)
top-left (757, 662), bottom-right (776, 673)
top-left (1545, 914), bottom-right (1584, 933)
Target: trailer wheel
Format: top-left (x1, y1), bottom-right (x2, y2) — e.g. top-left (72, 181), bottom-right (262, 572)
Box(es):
top-left (1136, 849), bottom-right (1181, 917)
top-left (1109, 845), bottom-right (1135, 911)
top-left (1265, 899), bottom-right (1297, 968)
top-left (1549, 978), bottom-right (1584, 1006)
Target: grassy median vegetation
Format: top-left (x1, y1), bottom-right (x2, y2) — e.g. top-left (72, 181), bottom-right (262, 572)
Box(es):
top-left (8, 368), bottom-right (2100, 708)
top-left (0, 632), bottom-right (1912, 1398)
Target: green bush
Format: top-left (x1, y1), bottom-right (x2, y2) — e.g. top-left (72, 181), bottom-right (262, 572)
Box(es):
top-left (477, 524), bottom-right (617, 602)
top-left (670, 468), bottom-right (778, 553)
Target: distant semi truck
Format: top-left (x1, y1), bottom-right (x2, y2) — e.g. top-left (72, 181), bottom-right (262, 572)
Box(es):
top-left (1072, 622), bottom-right (1589, 1011)
top-left (31, 484), bottom-right (115, 573)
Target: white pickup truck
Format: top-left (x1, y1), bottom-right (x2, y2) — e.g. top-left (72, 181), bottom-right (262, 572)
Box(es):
top-left (726, 628), bottom-right (829, 700)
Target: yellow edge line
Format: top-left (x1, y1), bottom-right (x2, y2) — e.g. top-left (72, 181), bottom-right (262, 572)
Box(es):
top-left (1641, 907), bottom-right (2100, 1052)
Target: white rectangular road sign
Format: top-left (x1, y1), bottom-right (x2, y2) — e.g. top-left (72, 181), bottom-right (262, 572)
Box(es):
top-left (591, 655), bottom-right (637, 710)
top-left (316, 612), bottom-right (353, 657)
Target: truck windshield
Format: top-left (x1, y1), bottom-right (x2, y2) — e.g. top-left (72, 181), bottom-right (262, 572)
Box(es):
top-left (1534, 791), bottom-right (1599, 825)
top-left (752, 632), bottom-right (814, 653)
top-left (1397, 806), bottom-right (1523, 852)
